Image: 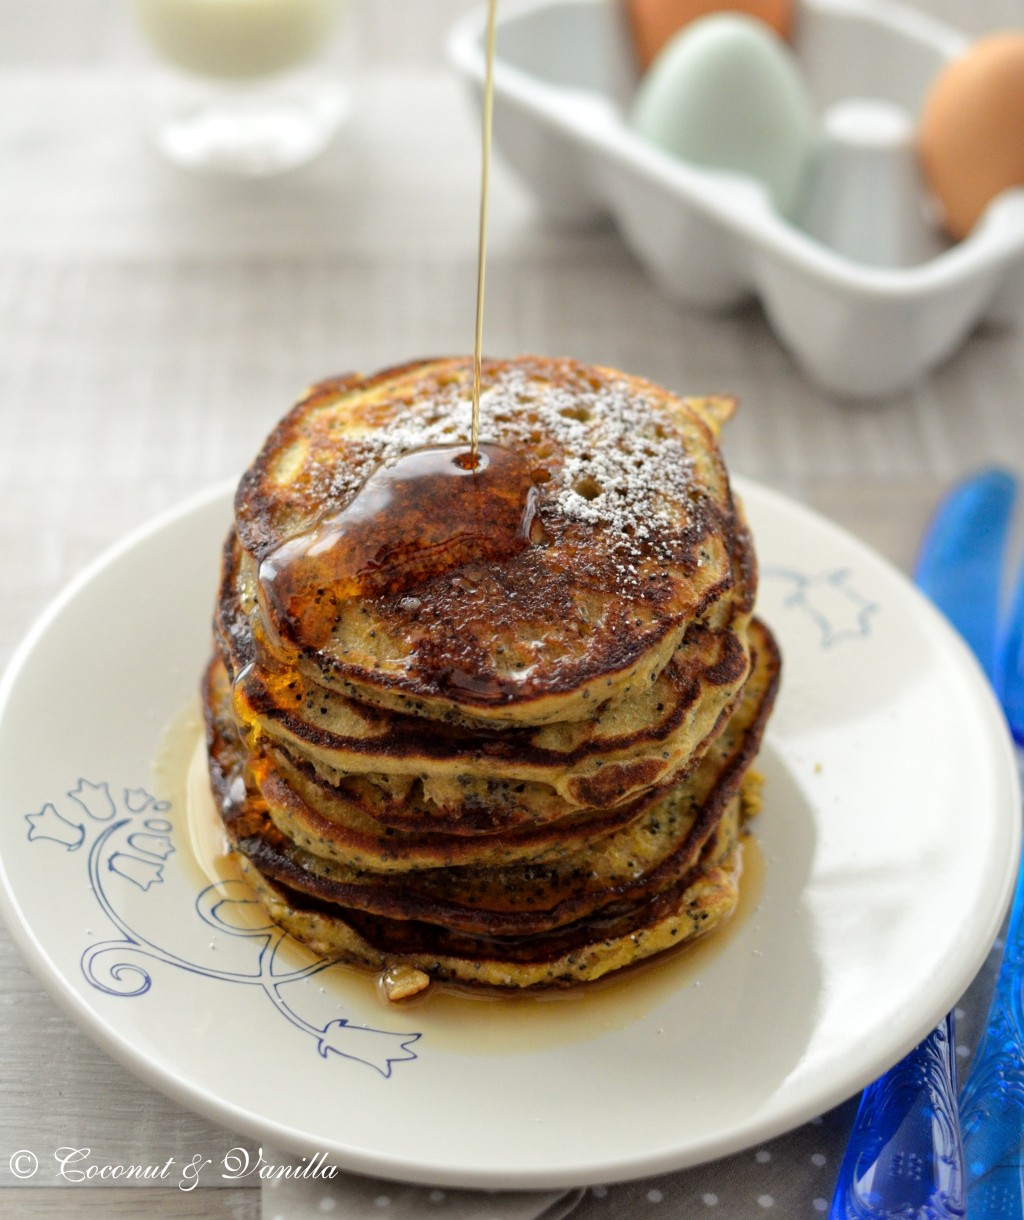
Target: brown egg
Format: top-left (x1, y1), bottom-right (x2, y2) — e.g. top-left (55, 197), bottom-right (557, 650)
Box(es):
top-left (918, 34), bottom-right (1024, 240)
top-left (624, 0), bottom-right (795, 71)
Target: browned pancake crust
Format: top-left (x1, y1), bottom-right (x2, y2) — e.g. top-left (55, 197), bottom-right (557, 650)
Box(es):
top-left (206, 659), bottom-right (670, 870)
top-left (218, 517), bottom-right (753, 817)
top-left (234, 807), bottom-right (744, 989)
top-left (229, 619), bottom-right (748, 792)
top-left (230, 356), bottom-right (755, 725)
top-left (202, 622), bottom-right (779, 940)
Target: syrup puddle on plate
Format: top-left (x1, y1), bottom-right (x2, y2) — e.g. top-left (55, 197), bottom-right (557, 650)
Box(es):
top-left (153, 701), bottom-right (764, 1055)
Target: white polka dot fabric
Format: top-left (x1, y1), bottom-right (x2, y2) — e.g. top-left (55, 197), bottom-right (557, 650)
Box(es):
top-left (259, 1171), bottom-right (584, 1220)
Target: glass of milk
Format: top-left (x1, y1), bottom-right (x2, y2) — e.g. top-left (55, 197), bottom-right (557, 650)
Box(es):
top-left (129, 0), bottom-right (349, 176)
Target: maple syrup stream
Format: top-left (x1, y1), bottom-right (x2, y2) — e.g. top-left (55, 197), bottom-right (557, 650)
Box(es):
top-left (254, 0), bottom-right (533, 660)
top-left (470, 0), bottom-right (498, 462)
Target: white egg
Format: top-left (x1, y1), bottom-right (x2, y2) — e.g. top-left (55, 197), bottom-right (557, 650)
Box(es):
top-left (630, 13), bottom-right (818, 217)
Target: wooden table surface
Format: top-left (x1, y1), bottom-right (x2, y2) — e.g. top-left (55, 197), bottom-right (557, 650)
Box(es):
top-left (2, 1), bottom-right (1024, 1215)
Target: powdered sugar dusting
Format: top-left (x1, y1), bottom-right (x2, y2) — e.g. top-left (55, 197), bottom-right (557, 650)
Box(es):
top-left (313, 363), bottom-right (698, 565)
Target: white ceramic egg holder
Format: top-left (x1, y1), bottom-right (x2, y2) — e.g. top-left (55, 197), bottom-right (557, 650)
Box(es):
top-left (448, 0), bottom-right (1024, 398)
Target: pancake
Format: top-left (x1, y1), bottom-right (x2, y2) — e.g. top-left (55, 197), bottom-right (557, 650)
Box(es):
top-left (230, 614), bottom-right (750, 811)
top-left (202, 355), bottom-right (779, 995)
top-left (231, 356), bottom-right (755, 727)
top-left (208, 618), bottom-right (777, 873)
top-left (206, 658), bottom-right (666, 871)
top-left (261, 742), bottom-right (656, 841)
top-left (235, 797), bottom-right (746, 990)
top-left (203, 621), bottom-right (778, 916)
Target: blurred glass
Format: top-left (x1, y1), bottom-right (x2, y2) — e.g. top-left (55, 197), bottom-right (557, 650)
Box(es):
top-left (128, 0), bottom-right (349, 176)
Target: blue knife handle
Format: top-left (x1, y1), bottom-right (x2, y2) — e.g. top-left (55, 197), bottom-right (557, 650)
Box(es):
top-left (913, 469), bottom-right (1016, 678)
top-left (959, 793), bottom-right (1024, 1215)
top-left (830, 1012), bottom-right (965, 1219)
top-left (995, 516), bottom-right (1024, 748)
top-left (960, 478), bottom-right (1024, 1215)
top-left (829, 468), bottom-right (1016, 1219)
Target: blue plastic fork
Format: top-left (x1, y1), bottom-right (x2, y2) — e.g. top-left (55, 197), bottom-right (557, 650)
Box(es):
top-left (830, 468), bottom-right (1019, 1220)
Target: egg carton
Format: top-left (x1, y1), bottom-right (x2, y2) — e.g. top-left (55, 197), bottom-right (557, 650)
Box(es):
top-left (448, 0), bottom-right (1024, 398)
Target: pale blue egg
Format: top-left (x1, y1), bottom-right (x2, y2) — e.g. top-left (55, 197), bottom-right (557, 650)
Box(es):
top-left (630, 13), bottom-right (819, 217)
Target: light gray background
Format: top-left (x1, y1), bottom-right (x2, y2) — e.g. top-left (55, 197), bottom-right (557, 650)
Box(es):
top-left (2, 2), bottom-right (1023, 1215)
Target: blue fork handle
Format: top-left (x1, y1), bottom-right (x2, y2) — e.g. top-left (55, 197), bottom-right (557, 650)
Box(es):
top-left (959, 844), bottom-right (1024, 1217)
top-left (829, 1013), bottom-right (964, 1219)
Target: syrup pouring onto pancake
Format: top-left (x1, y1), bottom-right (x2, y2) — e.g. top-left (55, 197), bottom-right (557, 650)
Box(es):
top-left (469, 0), bottom-right (498, 460)
top-left (254, 0), bottom-right (526, 666)
top-left (201, 0), bottom-right (777, 1007)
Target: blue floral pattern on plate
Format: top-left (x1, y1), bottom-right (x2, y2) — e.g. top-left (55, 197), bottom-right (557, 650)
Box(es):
top-left (26, 780), bottom-right (420, 1078)
top-left (762, 567), bottom-right (879, 648)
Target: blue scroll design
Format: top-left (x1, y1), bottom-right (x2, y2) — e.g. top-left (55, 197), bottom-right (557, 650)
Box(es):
top-left (25, 781), bottom-right (420, 1078)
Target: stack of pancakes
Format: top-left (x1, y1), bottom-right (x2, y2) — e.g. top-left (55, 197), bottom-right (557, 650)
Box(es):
top-left (203, 355), bottom-right (780, 995)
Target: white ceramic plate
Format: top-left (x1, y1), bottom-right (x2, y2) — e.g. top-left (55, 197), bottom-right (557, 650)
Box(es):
top-left (0, 478), bottom-right (1018, 1189)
